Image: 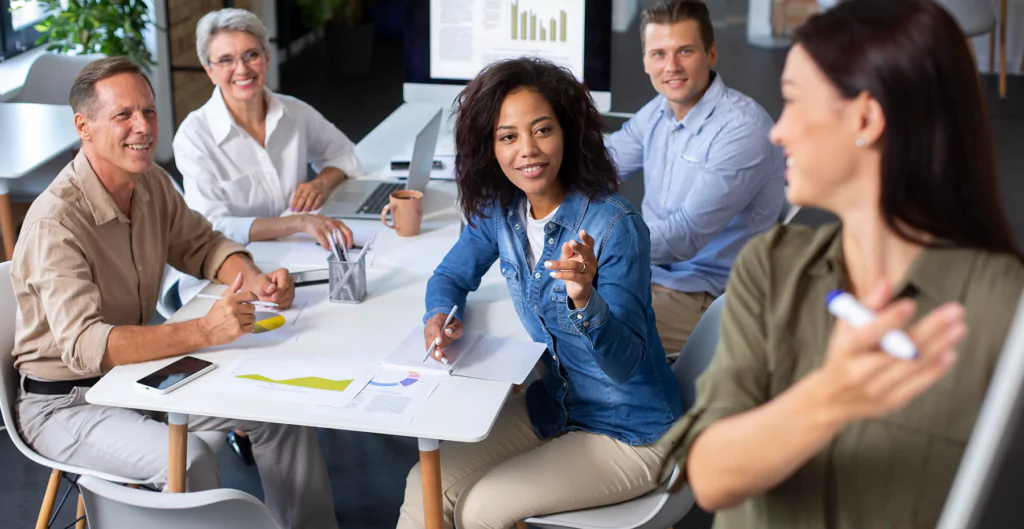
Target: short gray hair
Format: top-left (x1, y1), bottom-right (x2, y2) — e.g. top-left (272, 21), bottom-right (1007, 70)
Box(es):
top-left (195, 8), bottom-right (270, 68)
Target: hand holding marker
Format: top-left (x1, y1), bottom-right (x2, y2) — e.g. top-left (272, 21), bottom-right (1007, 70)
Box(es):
top-left (826, 290), bottom-right (917, 360)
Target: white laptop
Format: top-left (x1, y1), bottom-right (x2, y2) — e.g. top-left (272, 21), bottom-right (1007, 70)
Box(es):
top-left (321, 108), bottom-right (443, 220)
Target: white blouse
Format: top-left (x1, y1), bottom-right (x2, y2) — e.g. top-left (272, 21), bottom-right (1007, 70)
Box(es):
top-left (172, 86), bottom-right (364, 245)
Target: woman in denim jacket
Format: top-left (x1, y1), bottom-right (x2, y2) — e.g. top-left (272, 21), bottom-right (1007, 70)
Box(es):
top-left (397, 57), bottom-right (683, 529)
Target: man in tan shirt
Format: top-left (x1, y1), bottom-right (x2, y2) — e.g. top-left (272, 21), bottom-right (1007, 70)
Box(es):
top-left (11, 57), bottom-right (336, 529)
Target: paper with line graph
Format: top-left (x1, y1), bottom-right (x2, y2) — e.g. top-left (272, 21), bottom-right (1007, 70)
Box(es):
top-left (224, 352), bottom-right (379, 408)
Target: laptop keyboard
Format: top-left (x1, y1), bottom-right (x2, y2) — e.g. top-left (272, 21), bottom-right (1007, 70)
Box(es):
top-left (356, 182), bottom-right (405, 215)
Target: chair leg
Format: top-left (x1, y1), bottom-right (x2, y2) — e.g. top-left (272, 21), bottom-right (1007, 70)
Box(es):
top-left (989, 29), bottom-right (996, 72)
top-left (966, 37), bottom-right (977, 68)
top-left (35, 469), bottom-right (63, 529)
top-left (75, 493), bottom-right (86, 529)
top-left (999, 0), bottom-right (1007, 98)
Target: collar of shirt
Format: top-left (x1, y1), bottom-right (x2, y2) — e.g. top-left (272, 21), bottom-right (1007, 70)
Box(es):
top-left (507, 189), bottom-right (590, 234)
top-left (72, 150), bottom-right (152, 226)
top-left (206, 85), bottom-right (288, 145)
top-left (809, 223), bottom-right (973, 305)
top-left (658, 70), bottom-right (726, 135)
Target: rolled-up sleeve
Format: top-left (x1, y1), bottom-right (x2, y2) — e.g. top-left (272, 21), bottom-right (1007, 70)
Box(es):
top-left (648, 121), bottom-right (778, 264)
top-left (661, 232), bottom-right (772, 476)
top-left (301, 101), bottom-right (365, 179)
top-left (16, 220), bottom-right (113, 376)
top-left (173, 130), bottom-right (258, 245)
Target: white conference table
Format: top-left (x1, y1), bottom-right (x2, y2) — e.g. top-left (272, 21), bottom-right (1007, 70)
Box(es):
top-left (0, 103), bottom-right (80, 261)
top-left (87, 181), bottom-right (527, 527)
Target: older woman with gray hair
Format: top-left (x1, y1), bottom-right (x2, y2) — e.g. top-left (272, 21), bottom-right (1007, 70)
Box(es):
top-left (169, 8), bottom-right (364, 468)
top-left (173, 7), bottom-right (361, 256)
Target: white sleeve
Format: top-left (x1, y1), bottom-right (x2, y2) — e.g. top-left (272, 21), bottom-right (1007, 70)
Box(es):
top-left (172, 127), bottom-right (257, 245)
top-left (300, 102), bottom-right (366, 178)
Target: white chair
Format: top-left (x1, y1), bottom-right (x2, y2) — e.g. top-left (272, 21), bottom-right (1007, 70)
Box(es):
top-left (2, 52), bottom-right (99, 253)
top-left (933, 0), bottom-right (1006, 99)
top-left (524, 295), bottom-right (728, 529)
top-left (0, 261), bottom-right (223, 528)
top-left (78, 475), bottom-right (282, 529)
top-left (9, 52), bottom-right (101, 106)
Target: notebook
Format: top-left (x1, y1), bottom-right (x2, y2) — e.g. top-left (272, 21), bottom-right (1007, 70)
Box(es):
top-left (383, 326), bottom-right (547, 384)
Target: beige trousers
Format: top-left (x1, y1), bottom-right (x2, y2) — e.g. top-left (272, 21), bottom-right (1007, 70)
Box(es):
top-left (396, 395), bottom-right (672, 529)
top-left (650, 283), bottom-right (716, 357)
top-left (16, 386), bottom-right (337, 529)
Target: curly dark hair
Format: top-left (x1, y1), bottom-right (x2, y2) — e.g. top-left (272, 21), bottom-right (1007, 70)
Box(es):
top-left (453, 57), bottom-right (618, 223)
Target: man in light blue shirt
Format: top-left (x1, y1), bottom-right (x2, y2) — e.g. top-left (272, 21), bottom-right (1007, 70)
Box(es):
top-left (606, 0), bottom-right (785, 354)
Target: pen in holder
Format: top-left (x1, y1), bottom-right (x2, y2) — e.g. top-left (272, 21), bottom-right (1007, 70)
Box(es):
top-left (328, 252), bottom-right (367, 304)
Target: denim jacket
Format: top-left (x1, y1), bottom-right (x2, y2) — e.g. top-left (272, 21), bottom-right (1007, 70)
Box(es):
top-left (425, 190), bottom-right (682, 445)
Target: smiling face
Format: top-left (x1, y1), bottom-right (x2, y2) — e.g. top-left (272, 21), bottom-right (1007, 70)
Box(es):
top-left (769, 45), bottom-right (884, 211)
top-left (75, 72), bottom-right (158, 179)
top-left (204, 30), bottom-right (267, 104)
top-left (493, 88), bottom-right (565, 203)
top-left (642, 20), bottom-right (717, 120)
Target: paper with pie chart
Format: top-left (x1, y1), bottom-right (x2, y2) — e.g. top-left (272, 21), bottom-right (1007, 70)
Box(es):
top-left (200, 289), bottom-right (325, 352)
top-left (224, 352), bottom-right (378, 409)
top-left (308, 365), bottom-right (443, 423)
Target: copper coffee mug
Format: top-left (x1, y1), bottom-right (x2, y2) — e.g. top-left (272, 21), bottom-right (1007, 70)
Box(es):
top-left (380, 190), bottom-right (424, 237)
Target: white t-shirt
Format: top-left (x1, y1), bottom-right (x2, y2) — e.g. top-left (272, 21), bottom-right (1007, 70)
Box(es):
top-left (523, 201), bottom-right (559, 271)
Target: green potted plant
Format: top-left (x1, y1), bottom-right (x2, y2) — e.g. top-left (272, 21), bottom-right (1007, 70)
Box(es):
top-left (296, 0), bottom-right (334, 32)
top-left (325, 0), bottom-right (375, 75)
top-left (11, 0), bottom-right (156, 71)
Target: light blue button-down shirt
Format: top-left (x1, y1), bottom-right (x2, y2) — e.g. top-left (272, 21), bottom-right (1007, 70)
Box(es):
top-left (606, 72), bottom-right (785, 296)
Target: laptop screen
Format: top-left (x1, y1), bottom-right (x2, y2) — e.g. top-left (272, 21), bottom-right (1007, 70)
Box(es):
top-left (405, 109), bottom-right (443, 193)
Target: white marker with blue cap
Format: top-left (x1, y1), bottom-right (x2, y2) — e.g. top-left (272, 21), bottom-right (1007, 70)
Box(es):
top-left (826, 289), bottom-right (918, 360)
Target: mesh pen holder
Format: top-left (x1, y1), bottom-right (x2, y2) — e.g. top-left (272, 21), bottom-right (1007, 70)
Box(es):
top-left (328, 252), bottom-right (367, 304)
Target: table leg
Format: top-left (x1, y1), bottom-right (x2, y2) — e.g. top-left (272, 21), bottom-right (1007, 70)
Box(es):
top-left (999, 0), bottom-right (1007, 99)
top-left (418, 438), bottom-right (443, 529)
top-left (0, 181), bottom-right (16, 261)
top-left (168, 413), bottom-right (189, 493)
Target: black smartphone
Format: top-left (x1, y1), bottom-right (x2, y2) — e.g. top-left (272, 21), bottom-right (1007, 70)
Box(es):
top-left (136, 356), bottom-right (216, 394)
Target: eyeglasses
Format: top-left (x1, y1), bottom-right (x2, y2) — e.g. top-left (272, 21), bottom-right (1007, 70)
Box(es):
top-left (209, 49), bottom-right (264, 70)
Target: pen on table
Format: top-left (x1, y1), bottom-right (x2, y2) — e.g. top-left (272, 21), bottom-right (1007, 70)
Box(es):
top-left (826, 290), bottom-right (917, 360)
top-left (424, 305), bottom-right (458, 364)
top-left (195, 293), bottom-right (279, 308)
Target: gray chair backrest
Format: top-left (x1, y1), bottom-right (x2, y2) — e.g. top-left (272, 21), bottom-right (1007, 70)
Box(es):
top-left (0, 261), bottom-right (47, 468)
top-left (672, 294), bottom-right (727, 411)
top-left (933, 0), bottom-right (996, 36)
top-left (1, 261), bottom-right (24, 436)
top-left (79, 475), bottom-right (282, 529)
top-left (10, 52), bottom-right (100, 105)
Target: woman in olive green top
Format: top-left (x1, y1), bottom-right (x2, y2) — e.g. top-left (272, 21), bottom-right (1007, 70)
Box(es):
top-left (662, 1), bottom-right (1024, 527)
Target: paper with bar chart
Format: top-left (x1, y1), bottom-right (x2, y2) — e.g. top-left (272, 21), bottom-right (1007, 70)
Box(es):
top-left (224, 352), bottom-right (379, 409)
top-left (430, 0), bottom-right (585, 82)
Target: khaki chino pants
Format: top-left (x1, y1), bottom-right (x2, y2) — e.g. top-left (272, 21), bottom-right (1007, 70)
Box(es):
top-left (396, 395), bottom-right (672, 529)
top-left (650, 283), bottom-right (717, 357)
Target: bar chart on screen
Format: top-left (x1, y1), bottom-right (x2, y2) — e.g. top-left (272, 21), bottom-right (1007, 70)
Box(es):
top-left (429, 0), bottom-right (586, 82)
